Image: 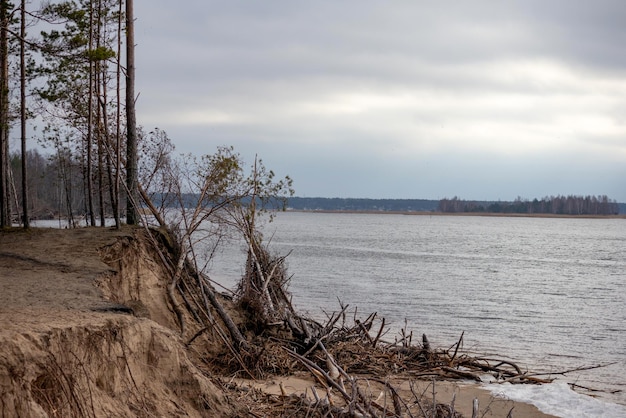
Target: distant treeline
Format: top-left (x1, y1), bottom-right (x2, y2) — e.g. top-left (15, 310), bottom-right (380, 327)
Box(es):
top-left (438, 195), bottom-right (620, 215)
top-left (286, 197), bottom-right (625, 215)
top-left (287, 197), bottom-right (439, 212)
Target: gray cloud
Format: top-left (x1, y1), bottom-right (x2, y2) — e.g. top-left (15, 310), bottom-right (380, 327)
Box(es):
top-left (135, 0), bottom-right (626, 201)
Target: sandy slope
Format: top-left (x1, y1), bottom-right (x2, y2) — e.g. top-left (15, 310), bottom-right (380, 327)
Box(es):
top-left (0, 227), bottom-right (234, 417)
top-left (0, 226), bottom-right (557, 417)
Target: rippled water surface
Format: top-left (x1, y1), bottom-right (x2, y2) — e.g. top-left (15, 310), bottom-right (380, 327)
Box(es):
top-left (209, 212), bottom-right (626, 405)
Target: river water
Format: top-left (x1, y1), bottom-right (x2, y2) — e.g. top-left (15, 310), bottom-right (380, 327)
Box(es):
top-left (208, 211), bottom-right (626, 408)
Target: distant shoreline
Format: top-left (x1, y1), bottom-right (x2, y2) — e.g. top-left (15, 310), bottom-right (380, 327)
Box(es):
top-left (287, 209), bottom-right (626, 219)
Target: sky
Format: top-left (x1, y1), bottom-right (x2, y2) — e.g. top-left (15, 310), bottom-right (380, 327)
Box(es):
top-left (134, 1), bottom-right (626, 201)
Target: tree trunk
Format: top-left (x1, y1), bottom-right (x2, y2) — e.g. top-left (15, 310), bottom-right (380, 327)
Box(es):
top-left (112, 0), bottom-right (122, 229)
top-left (0, 0), bottom-right (9, 227)
top-left (100, 72), bottom-right (119, 229)
top-left (86, 0), bottom-right (96, 226)
top-left (95, 3), bottom-right (105, 227)
top-left (97, 107), bottom-right (105, 225)
top-left (125, 0), bottom-right (138, 225)
top-left (19, 0), bottom-right (28, 228)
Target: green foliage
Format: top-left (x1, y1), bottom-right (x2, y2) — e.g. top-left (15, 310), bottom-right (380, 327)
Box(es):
top-left (172, 146), bottom-right (294, 213)
top-left (40, 1), bottom-right (86, 23)
top-left (85, 46), bottom-right (115, 61)
top-left (139, 135), bottom-right (295, 244)
top-left (36, 0), bottom-right (120, 110)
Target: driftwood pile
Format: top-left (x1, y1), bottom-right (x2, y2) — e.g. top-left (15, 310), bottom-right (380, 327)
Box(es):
top-left (293, 311), bottom-right (549, 385)
top-left (232, 236), bottom-right (549, 381)
top-left (228, 307), bottom-right (550, 417)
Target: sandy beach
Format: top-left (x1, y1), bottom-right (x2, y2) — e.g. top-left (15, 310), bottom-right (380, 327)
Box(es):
top-left (236, 374), bottom-right (559, 417)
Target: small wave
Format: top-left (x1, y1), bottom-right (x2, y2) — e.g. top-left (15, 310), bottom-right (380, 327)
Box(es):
top-left (460, 315), bottom-right (506, 321)
top-left (546, 352), bottom-right (583, 359)
top-left (542, 291), bottom-right (567, 296)
top-left (484, 381), bottom-right (626, 418)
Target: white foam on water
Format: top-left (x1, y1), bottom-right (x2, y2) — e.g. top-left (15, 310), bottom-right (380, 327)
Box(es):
top-left (483, 380), bottom-right (626, 418)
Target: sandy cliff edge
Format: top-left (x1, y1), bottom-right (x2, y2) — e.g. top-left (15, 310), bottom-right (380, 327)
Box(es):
top-left (0, 227), bottom-right (234, 417)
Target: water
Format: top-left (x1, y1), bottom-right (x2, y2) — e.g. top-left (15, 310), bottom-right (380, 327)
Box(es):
top-left (209, 211), bottom-right (626, 411)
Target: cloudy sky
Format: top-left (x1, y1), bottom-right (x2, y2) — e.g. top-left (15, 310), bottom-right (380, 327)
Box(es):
top-left (134, 1), bottom-right (626, 201)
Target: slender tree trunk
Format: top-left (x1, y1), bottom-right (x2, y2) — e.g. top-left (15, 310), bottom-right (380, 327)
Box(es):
top-left (0, 0), bottom-right (9, 227)
top-left (113, 0), bottom-right (122, 228)
top-left (97, 91), bottom-right (105, 225)
top-left (95, 2), bottom-right (105, 226)
top-left (57, 149), bottom-right (74, 228)
top-left (125, 0), bottom-right (139, 224)
top-left (100, 65), bottom-right (119, 228)
top-left (81, 150), bottom-right (89, 222)
top-left (20, 0), bottom-right (28, 228)
top-left (103, 118), bottom-right (117, 226)
top-left (86, 0), bottom-right (96, 226)
top-left (8, 163), bottom-right (19, 221)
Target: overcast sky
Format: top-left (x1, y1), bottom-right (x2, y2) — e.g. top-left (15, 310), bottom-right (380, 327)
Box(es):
top-left (134, 1), bottom-right (626, 201)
